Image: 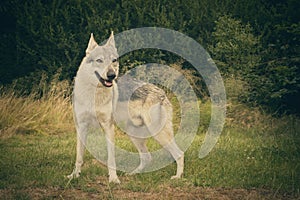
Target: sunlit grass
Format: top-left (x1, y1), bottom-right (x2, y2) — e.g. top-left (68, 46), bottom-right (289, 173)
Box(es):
top-left (0, 123), bottom-right (299, 198)
top-left (0, 80), bottom-right (74, 138)
top-left (0, 79), bottom-right (299, 199)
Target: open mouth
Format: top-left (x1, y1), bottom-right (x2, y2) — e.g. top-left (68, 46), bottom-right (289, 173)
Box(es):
top-left (102, 79), bottom-right (113, 87)
top-left (94, 71), bottom-right (114, 87)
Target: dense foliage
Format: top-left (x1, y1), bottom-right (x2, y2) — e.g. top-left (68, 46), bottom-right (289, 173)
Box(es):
top-left (0, 0), bottom-right (299, 114)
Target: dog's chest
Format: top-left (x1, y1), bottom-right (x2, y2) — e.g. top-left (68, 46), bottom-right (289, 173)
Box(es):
top-left (95, 86), bottom-right (113, 105)
top-left (94, 86), bottom-right (115, 119)
top-left (73, 84), bottom-right (115, 126)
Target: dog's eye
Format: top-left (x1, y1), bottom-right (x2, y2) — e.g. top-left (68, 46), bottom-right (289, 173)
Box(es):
top-left (112, 58), bottom-right (117, 63)
top-left (96, 58), bottom-right (103, 63)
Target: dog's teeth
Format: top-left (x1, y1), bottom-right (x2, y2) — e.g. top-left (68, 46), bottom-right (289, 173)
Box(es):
top-left (105, 81), bottom-right (113, 87)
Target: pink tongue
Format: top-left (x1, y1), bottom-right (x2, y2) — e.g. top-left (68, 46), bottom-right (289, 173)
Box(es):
top-left (105, 81), bottom-right (112, 87)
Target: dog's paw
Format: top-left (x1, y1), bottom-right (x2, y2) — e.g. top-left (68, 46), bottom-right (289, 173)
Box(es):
top-left (127, 168), bottom-right (141, 176)
top-left (127, 163), bottom-right (147, 175)
top-left (171, 175), bottom-right (181, 180)
top-left (67, 171), bottom-right (81, 179)
top-left (109, 176), bottom-right (121, 184)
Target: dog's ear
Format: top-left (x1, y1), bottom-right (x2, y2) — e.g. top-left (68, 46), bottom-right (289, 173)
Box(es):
top-left (86, 33), bottom-right (98, 55)
top-left (106, 31), bottom-right (115, 48)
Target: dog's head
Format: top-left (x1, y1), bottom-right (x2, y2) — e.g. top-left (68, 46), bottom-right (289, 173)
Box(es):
top-left (84, 32), bottom-right (119, 87)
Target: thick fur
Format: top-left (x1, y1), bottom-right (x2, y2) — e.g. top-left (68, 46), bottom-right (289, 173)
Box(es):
top-left (68, 32), bottom-right (184, 183)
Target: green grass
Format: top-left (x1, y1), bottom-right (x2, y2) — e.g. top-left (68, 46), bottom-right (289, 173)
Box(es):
top-left (0, 81), bottom-right (299, 199)
top-left (0, 122), bottom-right (299, 199)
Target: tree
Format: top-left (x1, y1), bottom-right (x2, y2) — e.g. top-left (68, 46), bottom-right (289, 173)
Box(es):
top-left (209, 14), bottom-right (300, 114)
top-left (209, 15), bottom-right (261, 77)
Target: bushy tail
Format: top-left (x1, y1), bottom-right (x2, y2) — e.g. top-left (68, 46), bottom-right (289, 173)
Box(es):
top-left (141, 97), bottom-right (172, 136)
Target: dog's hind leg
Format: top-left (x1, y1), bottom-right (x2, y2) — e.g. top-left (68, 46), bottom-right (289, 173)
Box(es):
top-left (129, 137), bottom-right (152, 174)
top-left (153, 125), bottom-right (184, 179)
top-left (164, 140), bottom-right (184, 179)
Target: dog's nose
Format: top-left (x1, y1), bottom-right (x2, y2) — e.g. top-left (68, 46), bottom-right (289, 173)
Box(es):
top-left (107, 69), bottom-right (116, 81)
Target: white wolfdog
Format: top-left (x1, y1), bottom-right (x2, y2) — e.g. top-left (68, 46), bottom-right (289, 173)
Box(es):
top-left (68, 32), bottom-right (184, 183)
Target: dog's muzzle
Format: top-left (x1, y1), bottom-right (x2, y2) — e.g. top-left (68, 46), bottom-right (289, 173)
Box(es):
top-left (95, 70), bottom-right (116, 87)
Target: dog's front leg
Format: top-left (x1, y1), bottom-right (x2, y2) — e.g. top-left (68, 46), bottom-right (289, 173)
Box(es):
top-left (103, 122), bottom-right (120, 184)
top-left (68, 126), bottom-right (87, 179)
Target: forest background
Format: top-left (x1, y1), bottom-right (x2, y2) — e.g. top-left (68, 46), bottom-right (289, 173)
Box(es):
top-left (0, 0), bottom-right (299, 115)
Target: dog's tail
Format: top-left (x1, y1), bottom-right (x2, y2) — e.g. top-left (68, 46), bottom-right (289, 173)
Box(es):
top-left (141, 96), bottom-right (172, 136)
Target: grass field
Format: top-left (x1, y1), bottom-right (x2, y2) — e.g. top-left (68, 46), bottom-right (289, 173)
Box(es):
top-left (0, 81), bottom-right (299, 199)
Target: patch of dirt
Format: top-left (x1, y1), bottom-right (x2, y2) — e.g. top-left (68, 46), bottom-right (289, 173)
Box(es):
top-left (1, 187), bottom-right (297, 200)
top-left (0, 177), bottom-right (298, 200)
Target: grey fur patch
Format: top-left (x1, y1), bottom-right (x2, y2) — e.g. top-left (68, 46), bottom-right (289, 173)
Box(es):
top-left (117, 76), bottom-right (166, 104)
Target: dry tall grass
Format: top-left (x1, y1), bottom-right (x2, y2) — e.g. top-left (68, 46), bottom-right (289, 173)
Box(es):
top-left (1, 69), bottom-right (298, 140)
top-left (0, 79), bottom-right (74, 138)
